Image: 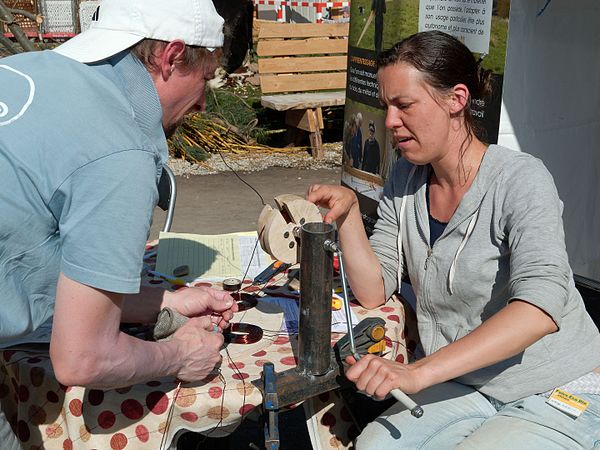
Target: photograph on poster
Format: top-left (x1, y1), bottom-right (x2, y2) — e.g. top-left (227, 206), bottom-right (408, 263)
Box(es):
top-left (341, 98), bottom-right (397, 201)
top-left (350, 0), bottom-right (412, 54)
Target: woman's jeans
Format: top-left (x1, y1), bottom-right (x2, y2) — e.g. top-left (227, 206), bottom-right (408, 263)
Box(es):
top-left (355, 381), bottom-right (600, 449)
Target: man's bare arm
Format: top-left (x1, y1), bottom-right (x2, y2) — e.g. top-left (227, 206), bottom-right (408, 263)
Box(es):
top-left (50, 273), bottom-right (224, 388)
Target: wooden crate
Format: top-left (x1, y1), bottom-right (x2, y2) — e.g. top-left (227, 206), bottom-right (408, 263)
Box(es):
top-left (257, 22), bottom-right (349, 157)
top-left (2, 0), bottom-right (39, 35)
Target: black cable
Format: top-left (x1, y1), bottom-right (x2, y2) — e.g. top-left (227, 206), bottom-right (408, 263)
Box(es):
top-left (216, 149), bottom-right (266, 207)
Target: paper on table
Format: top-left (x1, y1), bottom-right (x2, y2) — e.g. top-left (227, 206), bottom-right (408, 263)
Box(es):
top-left (260, 293), bottom-right (358, 334)
top-left (155, 231), bottom-right (272, 280)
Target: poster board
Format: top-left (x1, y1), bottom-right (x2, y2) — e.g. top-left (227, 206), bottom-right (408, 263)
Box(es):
top-left (342, 0), bottom-right (510, 233)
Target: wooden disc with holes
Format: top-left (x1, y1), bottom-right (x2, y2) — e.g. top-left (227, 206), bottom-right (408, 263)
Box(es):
top-left (257, 195), bottom-right (324, 265)
top-left (257, 204), bottom-right (277, 258)
top-left (261, 207), bottom-right (299, 264)
top-left (274, 194), bottom-right (322, 226)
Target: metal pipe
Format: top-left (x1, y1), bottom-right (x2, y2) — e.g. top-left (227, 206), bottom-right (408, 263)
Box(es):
top-left (326, 243), bottom-right (361, 361)
top-left (297, 222), bottom-right (334, 376)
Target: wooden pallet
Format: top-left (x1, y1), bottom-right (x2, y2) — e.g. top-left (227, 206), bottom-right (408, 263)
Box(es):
top-left (257, 21), bottom-right (348, 158)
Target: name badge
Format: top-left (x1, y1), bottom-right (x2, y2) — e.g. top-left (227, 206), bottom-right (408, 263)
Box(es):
top-left (546, 388), bottom-right (589, 418)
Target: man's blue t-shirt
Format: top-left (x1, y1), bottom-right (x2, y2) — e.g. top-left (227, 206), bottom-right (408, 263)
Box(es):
top-left (0, 50), bottom-right (168, 342)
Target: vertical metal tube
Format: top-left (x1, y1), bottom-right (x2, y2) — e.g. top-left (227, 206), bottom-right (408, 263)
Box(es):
top-left (297, 222), bottom-right (334, 376)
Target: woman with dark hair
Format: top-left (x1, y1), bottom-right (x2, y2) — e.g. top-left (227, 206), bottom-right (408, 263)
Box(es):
top-left (308, 31), bottom-right (600, 448)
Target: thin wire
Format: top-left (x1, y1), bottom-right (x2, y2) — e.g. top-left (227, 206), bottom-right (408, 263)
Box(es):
top-left (160, 381), bottom-right (182, 450)
top-left (183, 145), bottom-right (264, 445)
top-left (214, 144), bottom-right (266, 282)
top-left (194, 370), bottom-right (228, 448)
top-left (216, 149), bottom-right (266, 207)
top-left (537, 0), bottom-right (552, 17)
top-left (193, 346), bottom-right (248, 448)
top-left (240, 237), bottom-right (260, 282)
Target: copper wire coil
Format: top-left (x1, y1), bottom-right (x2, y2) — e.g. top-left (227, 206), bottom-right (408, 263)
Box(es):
top-left (224, 323), bottom-right (263, 344)
top-left (231, 293), bottom-right (258, 311)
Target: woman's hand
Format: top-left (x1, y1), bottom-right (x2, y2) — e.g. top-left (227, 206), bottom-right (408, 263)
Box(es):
top-left (306, 184), bottom-right (359, 225)
top-left (163, 285), bottom-right (238, 330)
top-left (307, 183), bottom-right (386, 308)
top-left (345, 354), bottom-right (426, 400)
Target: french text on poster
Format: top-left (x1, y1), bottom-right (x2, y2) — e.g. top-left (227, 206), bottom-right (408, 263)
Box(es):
top-left (347, 47), bottom-right (381, 109)
top-left (418, 0), bottom-right (493, 54)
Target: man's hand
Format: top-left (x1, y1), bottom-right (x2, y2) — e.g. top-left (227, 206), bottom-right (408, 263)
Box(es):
top-left (171, 316), bottom-right (225, 381)
top-left (163, 285), bottom-right (239, 330)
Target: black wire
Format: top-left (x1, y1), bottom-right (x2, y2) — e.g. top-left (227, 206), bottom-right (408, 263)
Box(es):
top-left (240, 237), bottom-right (260, 283)
top-left (194, 370), bottom-right (228, 448)
top-left (216, 149), bottom-right (266, 207)
top-left (193, 347), bottom-right (248, 448)
top-left (214, 144), bottom-right (268, 282)
top-left (205, 145), bottom-right (275, 445)
top-left (537, 0), bottom-right (552, 17)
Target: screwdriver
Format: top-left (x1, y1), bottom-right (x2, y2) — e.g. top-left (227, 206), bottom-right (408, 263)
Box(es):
top-left (253, 260), bottom-right (291, 285)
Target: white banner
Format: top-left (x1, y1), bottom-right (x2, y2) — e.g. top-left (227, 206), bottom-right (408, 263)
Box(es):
top-left (418, 0), bottom-right (494, 54)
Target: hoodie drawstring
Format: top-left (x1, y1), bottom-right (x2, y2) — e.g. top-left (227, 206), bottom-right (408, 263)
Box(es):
top-left (397, 166), bottom-right (417, 288)
top-left (448, 209), bottom-right (480, 294)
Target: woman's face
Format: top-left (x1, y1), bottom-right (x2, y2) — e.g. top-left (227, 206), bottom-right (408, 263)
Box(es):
top-left (378, 62), bottom-right (454, 165)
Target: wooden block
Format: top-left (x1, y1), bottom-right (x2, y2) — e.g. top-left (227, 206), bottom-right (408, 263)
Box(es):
top-left (258, 22), bottom-right (349, 39)
top-left (260, 91), bottom-right (346, 111)
top-left (309, 130), bottom-right (324, 159)
top-left (258, 55), bottom-right (347, 75)
top-left (260, 71), bottom-right (347, 94)
top-left (257, 37), bottom-right (348, 57)
top-left (285, 108), bottom-right (323, 133)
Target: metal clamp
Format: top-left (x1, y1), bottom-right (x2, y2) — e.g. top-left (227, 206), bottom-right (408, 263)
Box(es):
top-left (262, 362), bottom-right (280, 450)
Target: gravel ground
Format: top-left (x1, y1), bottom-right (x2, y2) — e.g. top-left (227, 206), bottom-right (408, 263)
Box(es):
top-left (168, 142), bottom-right (343, 176)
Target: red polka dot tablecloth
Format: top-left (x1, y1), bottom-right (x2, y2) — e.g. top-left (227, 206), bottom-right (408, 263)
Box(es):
top-left (0, 245), bottom-right (417, 449)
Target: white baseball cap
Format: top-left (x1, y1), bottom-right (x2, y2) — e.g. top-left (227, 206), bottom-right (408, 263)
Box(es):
top-left (54, 0), bottom-right (224, 63)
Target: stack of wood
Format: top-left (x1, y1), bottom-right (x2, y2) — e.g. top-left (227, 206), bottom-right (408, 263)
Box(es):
top-left (0, 0), bottom-right (40, 54)
top-left (168, 114), bottom-right (306, 164)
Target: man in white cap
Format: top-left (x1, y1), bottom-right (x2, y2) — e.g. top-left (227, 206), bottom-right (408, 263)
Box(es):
top-left (0, 0), bottom-right (237, 431)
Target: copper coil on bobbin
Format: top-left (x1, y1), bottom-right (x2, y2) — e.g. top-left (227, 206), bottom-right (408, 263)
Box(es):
top-left (224, 323), bottom-right (263, 344)
top-left (231, 292), bottom-right (258, 311)
top-left (222, 277), bottom-right (242, 292)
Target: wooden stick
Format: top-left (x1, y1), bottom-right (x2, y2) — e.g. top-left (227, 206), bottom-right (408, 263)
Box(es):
top-left (0, 0), bottom-right (37, 52)
top-left (357, 11), bottom-right (374, 47)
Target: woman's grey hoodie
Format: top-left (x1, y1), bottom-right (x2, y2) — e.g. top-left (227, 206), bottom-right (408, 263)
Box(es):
top-left (370, 145), bottom-right (600, 402)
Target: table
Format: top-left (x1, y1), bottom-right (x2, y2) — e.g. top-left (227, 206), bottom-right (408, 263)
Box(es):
top-left (0, 247), bottom-right (416, 449)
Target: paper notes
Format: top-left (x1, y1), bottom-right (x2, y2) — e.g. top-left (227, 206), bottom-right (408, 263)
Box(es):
top-left (155, 231), bottom-right (272, 280)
